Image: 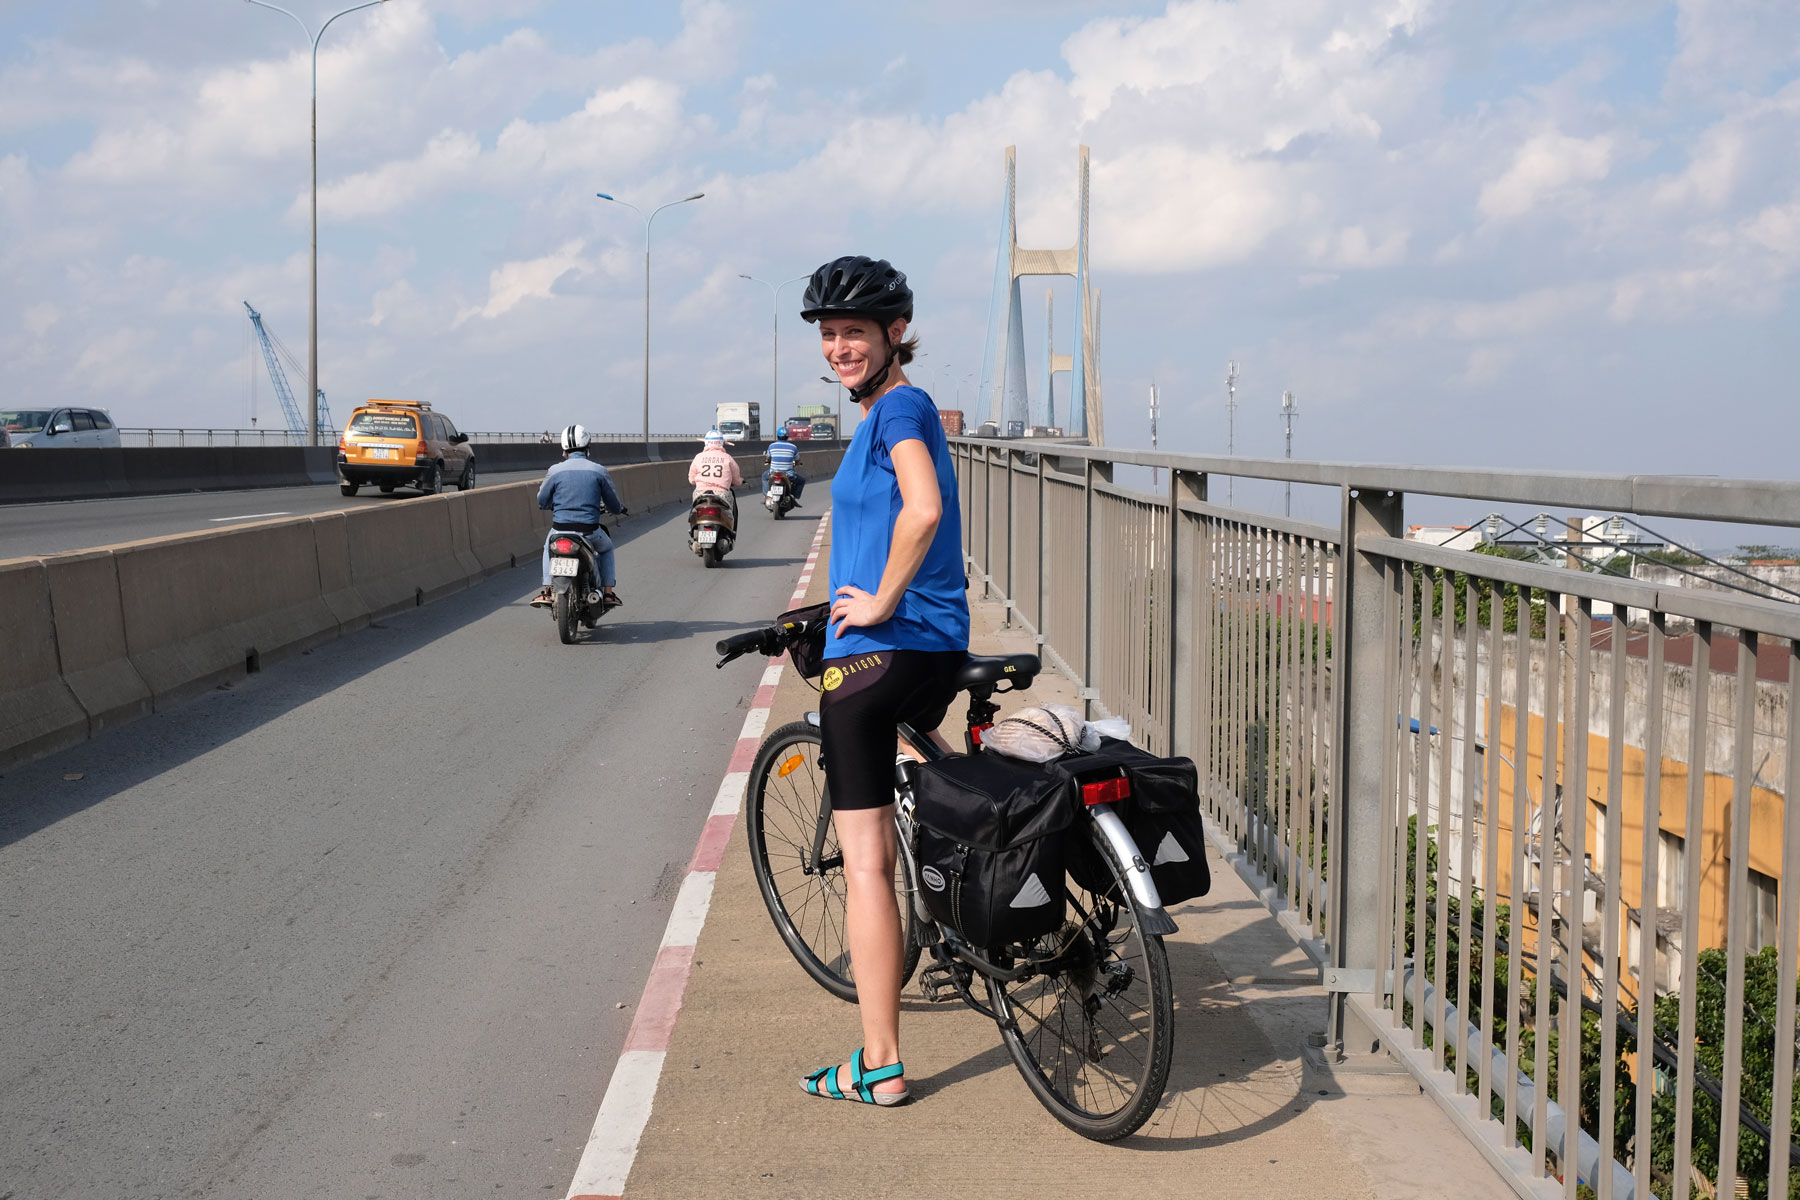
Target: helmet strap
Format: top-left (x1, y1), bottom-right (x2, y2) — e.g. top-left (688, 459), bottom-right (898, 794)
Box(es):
top-left (846, 332), bottom-right (899, 403)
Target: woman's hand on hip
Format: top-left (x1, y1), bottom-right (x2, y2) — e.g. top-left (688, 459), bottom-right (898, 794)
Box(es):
top-left (830, 585), bottom-right (894, 638)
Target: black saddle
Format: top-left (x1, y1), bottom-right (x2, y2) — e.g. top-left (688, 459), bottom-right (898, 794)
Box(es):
top-left (955, 652), bottom-right (1040, 692)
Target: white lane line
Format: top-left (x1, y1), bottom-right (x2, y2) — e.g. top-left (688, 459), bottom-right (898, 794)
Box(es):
top-left (566, 1050), bottom-right (666, 1199)
top-left (709, 772), bottom-right (749, 818)
top-left (207, 512), bottom-right (292, 522)
top-left (562, 505), bottom-right (829, 1200)
top-left (657, 873), bottom-right (717, 951)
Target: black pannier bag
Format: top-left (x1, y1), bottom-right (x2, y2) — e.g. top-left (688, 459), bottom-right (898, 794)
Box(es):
top-left (1054, 739), bottom-right (1212, 907)
top-left (910, 752), bottom-right (1073, 949)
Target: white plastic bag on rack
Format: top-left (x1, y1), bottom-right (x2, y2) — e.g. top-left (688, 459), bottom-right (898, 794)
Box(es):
top-left (982, 703), bottom-right (1101, 763)
top-left (1088, 716), bottom-right (1132, 742)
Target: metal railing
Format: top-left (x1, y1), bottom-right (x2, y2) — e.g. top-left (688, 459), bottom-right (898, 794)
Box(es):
top-left (953, 438), bottom-right (1800, 1200)
top-left (462, 431), bottom-right (701, 444)
top-left (119, 427), bottom-right (315, 447)
top-left (112, 429), bottom-right (698, 447)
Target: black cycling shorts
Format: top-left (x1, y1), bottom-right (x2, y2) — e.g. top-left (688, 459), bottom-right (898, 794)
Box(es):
top-left (818, 649), bottom-right (965, 812)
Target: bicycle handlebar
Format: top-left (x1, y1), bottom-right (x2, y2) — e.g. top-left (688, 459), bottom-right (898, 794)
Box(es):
top-left (715, 625), bottom-right (784, 668)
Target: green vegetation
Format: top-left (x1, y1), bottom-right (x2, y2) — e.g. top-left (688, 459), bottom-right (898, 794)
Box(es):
top-left (1397, 816), bottom-right (1798, 1199)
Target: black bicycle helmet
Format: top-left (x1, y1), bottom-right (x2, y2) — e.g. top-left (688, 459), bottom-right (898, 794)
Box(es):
top-left (800, 256), bottom-right (913, 325)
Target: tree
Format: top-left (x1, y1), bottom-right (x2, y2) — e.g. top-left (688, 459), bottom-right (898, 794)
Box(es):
top-left (1640, 945), bottom-right (1799, 1199)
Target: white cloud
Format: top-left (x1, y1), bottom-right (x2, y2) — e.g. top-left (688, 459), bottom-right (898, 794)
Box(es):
top-left (1478, 130), bottom-right (1615, 221)
top-left (311, 130), bottom-right (483, 222)
top-left (456, 239), bottom-right (590, 325)
top-left (23, 303), bottom-right (60, 336)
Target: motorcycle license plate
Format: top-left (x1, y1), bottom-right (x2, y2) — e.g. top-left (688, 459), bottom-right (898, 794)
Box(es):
top-left (549, 558), bottom-right (580, 576)
top-left (696, 529), bottom-right (718, 545)
top-left (768, 486), bottom-right (785, 497)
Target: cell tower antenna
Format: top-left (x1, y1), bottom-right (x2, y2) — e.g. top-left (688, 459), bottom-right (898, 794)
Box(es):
top-left (1281, 389), bottom-right (1299, 517)
top-left (1225, 360), bottom-right (1238, 506)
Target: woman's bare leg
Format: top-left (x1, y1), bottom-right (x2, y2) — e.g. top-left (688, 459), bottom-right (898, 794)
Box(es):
top-left (829, 804), bottom-right (907, 1095)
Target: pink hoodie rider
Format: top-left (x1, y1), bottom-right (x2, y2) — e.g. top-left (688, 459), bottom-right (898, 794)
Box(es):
top-left (689, 446), bottom-right (742, 499)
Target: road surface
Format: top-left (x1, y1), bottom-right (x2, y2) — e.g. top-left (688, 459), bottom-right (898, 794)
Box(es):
top-left (0, 470), bottom-right (546, 560)
top-left (0, 498), bottom-right (820, 1198)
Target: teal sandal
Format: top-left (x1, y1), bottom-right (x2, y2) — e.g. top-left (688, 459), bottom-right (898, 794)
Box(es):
top-left (800, 1048), bottom-right (910, 1107)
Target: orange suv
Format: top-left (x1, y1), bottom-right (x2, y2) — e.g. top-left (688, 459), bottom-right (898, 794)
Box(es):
top-left (337, 400), bottom-right (475, 497)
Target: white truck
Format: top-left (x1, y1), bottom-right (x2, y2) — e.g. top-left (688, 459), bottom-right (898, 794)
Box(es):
top-left (714, 401), bottom-right (761, 442)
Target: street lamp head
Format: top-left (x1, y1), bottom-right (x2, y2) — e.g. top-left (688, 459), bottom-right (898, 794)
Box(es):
top-left (738, 273), bottom-right (754, 281)
top-left (595, 192), bottom-right (615, 201)
top-left (686, 192), bottom-right (705, 201)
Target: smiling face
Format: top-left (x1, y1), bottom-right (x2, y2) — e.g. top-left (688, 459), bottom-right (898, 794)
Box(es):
top-left (818, 314), bottom-right (907, 394)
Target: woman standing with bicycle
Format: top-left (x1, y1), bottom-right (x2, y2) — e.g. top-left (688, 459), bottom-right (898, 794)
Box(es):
top-left (797, 256), bottom-right (968, 1107)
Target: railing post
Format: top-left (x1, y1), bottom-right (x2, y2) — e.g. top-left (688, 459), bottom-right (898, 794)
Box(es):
top-left (1081, 456), bottom-right (1112, 719)
top-left (982, 445), bottom-right (993, 597)
top-left (1168, 468), bottom-right (1207, 759)
top-left (1035, 450), bottom-right (1046, 639)
top-left (1328, 483), bottom-right (1404, 1058)
top-left (1003, 447), bottom-right (1016, 626)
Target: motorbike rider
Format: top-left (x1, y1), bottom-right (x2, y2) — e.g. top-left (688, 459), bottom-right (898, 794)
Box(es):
top-left (761, 429), bottom-right (804, 505)
top-left (532, 424), bottom-right (626, 609)
top-left (689, 430), bottom-right (743, 518)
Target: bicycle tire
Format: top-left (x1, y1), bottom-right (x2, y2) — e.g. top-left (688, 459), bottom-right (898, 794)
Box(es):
top-left (985, 820), bottom-right (1174, 1141)
top-left (746, 721), bottom-right (920, 1003)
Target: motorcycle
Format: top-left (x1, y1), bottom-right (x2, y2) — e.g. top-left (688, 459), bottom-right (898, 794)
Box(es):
top-left (763, 470), bottom-right (797, 519)
top-left (689, 491), bottom-right (736, 568)
top-left (546, 526), bottom-right (615, 644)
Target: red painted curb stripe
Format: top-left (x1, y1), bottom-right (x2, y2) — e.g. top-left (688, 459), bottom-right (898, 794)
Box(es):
top-left (727, 738), bottom-right (758, 774)
top-left (687, 815), bottom-right (735, 875)
top-left (621, 944), bottom-right (696, 1054)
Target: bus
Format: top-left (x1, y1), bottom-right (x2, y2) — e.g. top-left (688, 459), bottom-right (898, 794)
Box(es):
top-left (715, 402), bottom-right (761, 441)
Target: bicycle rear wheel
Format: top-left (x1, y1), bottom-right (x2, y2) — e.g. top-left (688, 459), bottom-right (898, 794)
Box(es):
top-left (746, 721), bottom-right (920, 1003)
top-left (985, 821), bottom-right (1174, 1141)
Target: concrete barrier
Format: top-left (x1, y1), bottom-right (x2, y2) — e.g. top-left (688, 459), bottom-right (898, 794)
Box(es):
top-left (0, 559), bottom-right (90, 766)
top-left (463, 482), bottom-right (540, 574)
top-left (0, 453), bottom-right (847, 769)
top-left (307, 512), bottom-right (370, 634)
top-left (44, 550), bottom-right (153, 738)
top-left (0, 446), bottom-right (337, 505)
top-left (343, 497), bottom-right (471, 619)
top-left (110, 519), bottom-right (342, 708)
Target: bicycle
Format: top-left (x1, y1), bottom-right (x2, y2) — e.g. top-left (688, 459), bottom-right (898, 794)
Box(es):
top-left (716, 621), bottom-right (1179, 1141)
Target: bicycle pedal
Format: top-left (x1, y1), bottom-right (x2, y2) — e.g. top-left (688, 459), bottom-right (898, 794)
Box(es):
top-left (918, 963), bottom-right (964, 1003)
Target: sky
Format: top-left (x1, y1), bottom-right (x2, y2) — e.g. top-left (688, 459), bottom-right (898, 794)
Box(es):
top-left (2, 0), bottom-right (1797, 519)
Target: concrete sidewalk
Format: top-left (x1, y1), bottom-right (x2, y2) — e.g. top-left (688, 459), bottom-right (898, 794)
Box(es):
top-left (622, 526), bottom-right (1519, 1199)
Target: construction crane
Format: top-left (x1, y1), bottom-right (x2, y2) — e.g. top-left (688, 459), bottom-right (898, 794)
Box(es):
top-left (244, 301), bottom-right (334, 440)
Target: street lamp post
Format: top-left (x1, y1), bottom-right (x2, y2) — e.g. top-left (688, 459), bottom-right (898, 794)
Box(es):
top-left (245, 0), bottom-right (391, 446)
top-left (597, 191), bottom-right (705, 456)
top-left (738, 273), bottom-right (807, 435)
top-left (818, 375), bottom-right (846, 443)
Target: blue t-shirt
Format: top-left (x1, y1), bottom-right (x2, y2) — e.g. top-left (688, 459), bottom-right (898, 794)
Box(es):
top-left (768, 440), bottom-right (799, 470)
top-left (828, 386), bottom-right (969, 657)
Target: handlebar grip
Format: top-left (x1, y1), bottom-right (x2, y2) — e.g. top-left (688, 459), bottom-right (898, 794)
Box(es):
top-left (716, 628), bottom-right (773, 657)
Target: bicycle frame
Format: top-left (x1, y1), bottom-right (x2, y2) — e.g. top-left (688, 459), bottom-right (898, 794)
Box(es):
top-left (791, 693), bottom-right (1176, 993)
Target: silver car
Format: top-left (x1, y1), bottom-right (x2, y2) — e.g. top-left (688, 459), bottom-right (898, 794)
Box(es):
top-left (2, 408), bottom-right (121, 448)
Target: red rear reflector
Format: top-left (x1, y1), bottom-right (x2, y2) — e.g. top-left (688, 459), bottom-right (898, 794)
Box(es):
top-left (1081, 777), bottom-right (1131, 806)
top-left (551, 538), bottom-right (577, 554)
top-left (699, 508), bottom-right (722, 519)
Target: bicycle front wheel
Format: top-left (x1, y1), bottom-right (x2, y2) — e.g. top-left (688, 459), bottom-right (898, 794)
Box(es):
top-left (985, 820), bottom-right (1175, 1141)
top-left (745, 721), bottom-right (920, 1003)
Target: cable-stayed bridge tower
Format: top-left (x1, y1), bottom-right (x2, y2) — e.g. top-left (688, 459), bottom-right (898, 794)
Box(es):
top-left (976, 146), bottom-right (1103, 443)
